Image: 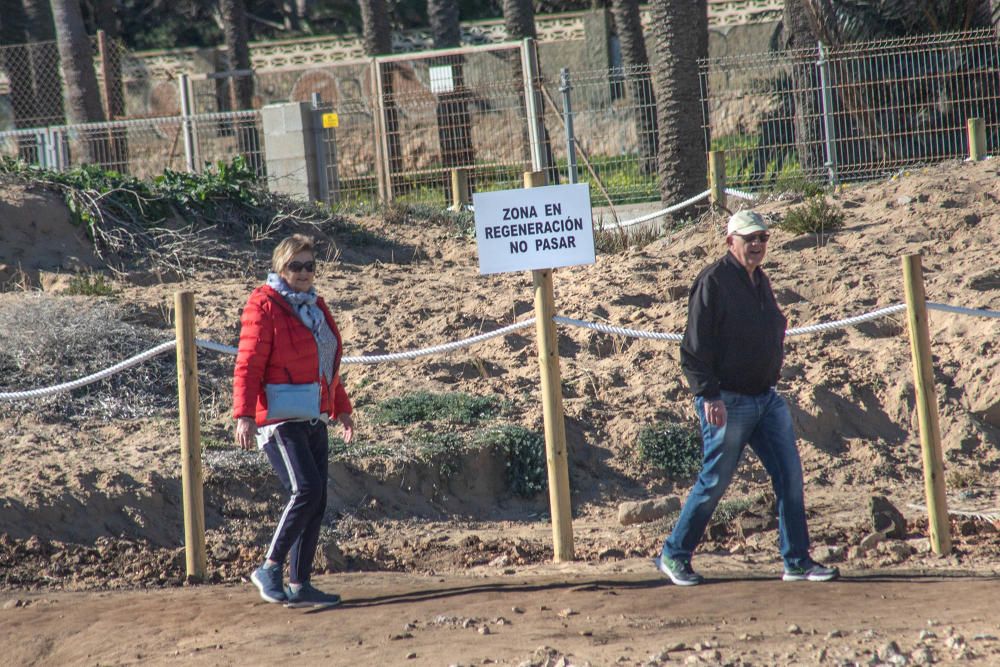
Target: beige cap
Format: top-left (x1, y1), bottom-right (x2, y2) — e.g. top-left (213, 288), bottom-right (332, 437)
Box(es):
top-left (727, 210), bottom-right (767, 236)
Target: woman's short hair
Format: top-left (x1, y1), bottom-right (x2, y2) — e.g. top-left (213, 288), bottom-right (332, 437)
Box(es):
top-left (272, 234), bottom-right (315, 273)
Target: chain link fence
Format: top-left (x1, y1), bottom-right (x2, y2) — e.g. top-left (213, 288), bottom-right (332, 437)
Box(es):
top-left (701, 27), bottom-right (1000, 191)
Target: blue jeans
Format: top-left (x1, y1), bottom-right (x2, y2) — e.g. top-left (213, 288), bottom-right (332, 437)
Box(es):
top-left (662, 388), bottom-right (812, 569)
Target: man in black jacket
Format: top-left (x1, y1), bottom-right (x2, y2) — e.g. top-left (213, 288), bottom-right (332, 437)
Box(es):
top-left (654, 210), bottom-right (839, 586)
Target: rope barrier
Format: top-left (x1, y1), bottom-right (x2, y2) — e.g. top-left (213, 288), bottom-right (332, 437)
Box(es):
top-left (2, 302), bottom-right (996, 402)
top-left (724, 187), bottom-right (759, 202)
top-left (603, 190), bottom-right (711, 229)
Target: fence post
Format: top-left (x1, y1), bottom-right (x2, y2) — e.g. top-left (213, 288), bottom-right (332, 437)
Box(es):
top-left (96, 30), bottom-right (114, 120)
top-left (174, 291), bottom-right (207, 582)
top-left (901, 254), bottom-right (951, 557)
top-left (521, 38), bottom-right (547, 172)
top-left (709, 150), bottom-right (726, 210)
top-left (559, 67), bottom-right (578, 184)
top-left (179, 73), bottom-right (197, 173)
top-left (311, 92), bottom-right (330, 205)
top-left (450, 168), bottom-right (470, 211)
top-left (816, 42), bottom-right (838, 187)
top-left (967, 118), bottom-right (986, 161)
top-left (372, 58), bottom-right (393, 203)
top-left (524, 170), bottom-right (575, 563)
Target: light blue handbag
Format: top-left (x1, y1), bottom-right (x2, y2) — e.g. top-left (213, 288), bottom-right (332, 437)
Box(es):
top-left (264, 382), bottom-right (321, 421)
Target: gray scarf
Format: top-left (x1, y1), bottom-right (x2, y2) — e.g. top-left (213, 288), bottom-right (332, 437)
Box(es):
top-left (267, 273), bottom-right (337, 383)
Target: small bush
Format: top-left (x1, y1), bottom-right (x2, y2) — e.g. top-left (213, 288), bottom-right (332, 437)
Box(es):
top-left (372, 391), bottom-right (502, 425)
top-left (414, 430), bottom-right (468, 478)
top-left (637, 423), bottom-right (702, 478)
top-left (475, 424), bottom-right (547, 498)
top-left (66, 273), bottom-right (115, 296)
top-left (778, 195), bottom-right (844, 236)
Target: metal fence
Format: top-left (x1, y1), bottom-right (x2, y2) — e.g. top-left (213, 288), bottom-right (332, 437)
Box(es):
top-left (0, 110), bottom-right (264, 180)
top-left (701, 28), bottom-right (1000, 191)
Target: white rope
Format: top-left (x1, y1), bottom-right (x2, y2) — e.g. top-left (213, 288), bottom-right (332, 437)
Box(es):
top-left (786, 303), bottom-right (907, 336)
top-left (0, 341), bottom-right (176, 401)
top-left (341, 318), bottom-right (536, 364)
top-left (605, 190), bottom-right (711, 229)
top-left (552, 316), bottom-right (683, 341)
top-left (2, 301), bottom-right (993, 402)
top-left (927, 302), bottom-right (1000, 319)
top-left (724, 187), bottom-right (759, 202)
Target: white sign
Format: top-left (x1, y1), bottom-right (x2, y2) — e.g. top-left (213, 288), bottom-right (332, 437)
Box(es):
top-left (429, 65), bottom-right (455, 94)
top-left (473, 183), bottom-right (595, 275)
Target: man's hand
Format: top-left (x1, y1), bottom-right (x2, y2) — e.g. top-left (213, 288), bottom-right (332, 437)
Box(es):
top-left (338, 413), bottom-right (355, 444)
top-left (236, 416), bottom-right (257, 450)
top-left (704, 399), bottom-right (727, 427)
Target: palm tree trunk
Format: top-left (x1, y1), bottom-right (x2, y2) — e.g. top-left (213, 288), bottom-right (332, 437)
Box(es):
top-left (651, 0), bottom-right (708, 212)
top-left (610, 0), bottom-right (658, 176)
top-left (428, 0), bottom-right (475, 186)
top-left (220, 0), bottom-right (263, 176)
top-left (503, 0), bottom-right (559, 184)
top-left (361, 0), bottom-right (403, 192)
top-left (50, 0), bottom-right (109, 165)
top-left (784, 0), bottom-right (825, 178)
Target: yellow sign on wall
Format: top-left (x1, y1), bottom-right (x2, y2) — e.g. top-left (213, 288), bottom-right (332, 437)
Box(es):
top-left (321, 113), bottom-right (339, 128)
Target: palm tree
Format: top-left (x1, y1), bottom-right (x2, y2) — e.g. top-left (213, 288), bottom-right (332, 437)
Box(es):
top-left (783, 0), bottom-right (824, 176)
top-left (650, 0), bottom-right (708, 210)
top-left (610, 0), bottom-right (658, 176)
top-left (428, 0), bottom-right (475, 173)
top-left (220, 0), bottom-right (263, 175)
top-left (50, 0), bottom-right (109, 165)
top-left (502, 0), bottom-right (559, 184)
top-left (360, 0), bottom-right (403, 189)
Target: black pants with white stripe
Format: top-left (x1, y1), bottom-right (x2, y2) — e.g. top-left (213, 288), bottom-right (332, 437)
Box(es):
top-left (262, 420), bottom-right (329, 585)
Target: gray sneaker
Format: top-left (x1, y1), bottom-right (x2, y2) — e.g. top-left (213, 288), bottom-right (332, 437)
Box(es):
top-left (783, 560), bottom-right (840, 582)
top-left (251, 565), bottom-right (286, 603)
top-left (284, 582), bottom-right (342, 608)
top-left (654, 555), bottom-right (704, 586)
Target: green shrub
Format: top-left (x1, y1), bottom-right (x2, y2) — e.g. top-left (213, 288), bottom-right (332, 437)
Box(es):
top-left (474, 424), bottom-right (547, 498)
top-left (372, 391), bottom-right (502, 425)
top-left (414, 430), bottom-right (468, 478)
top-left (778, 195), bottom-right (844, 236)
top-left (66, 273), bottom-right (115, 296)
top-left (637, 423), bottom-right (702, 478)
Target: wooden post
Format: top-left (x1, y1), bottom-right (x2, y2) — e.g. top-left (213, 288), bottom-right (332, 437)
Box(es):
top-left (708, 150), bottom-right (726, 210)
top-left (901, 255), bottom-right (951, 556)
top-left (524, 169), bottom-right (574, 562)
top-left (967, 118), bottom-right (986, 161)
top-left (96, 30), bottom-right (113, 120)
top-left (451, 168), bottom-right (470, 212)
top-left (174, 291), bottom-right (207, 581)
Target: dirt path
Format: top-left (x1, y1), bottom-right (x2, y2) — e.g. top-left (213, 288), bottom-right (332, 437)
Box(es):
top-left (3, 560), bottom-right (999, 666)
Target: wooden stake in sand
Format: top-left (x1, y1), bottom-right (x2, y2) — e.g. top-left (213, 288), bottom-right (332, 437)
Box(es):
top-left (901, 255), bottom-right (951, 556)
top-left (174, 291), bottom-right (207, 581)
top-left (524, 170), bottom-right (575, 562)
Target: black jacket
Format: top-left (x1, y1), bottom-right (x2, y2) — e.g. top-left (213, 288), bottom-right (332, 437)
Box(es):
top-left (680, 252), bottom-right (787, 398)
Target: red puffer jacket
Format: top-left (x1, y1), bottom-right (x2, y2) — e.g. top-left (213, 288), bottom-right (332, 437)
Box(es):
top-left (232, 285), bottom-right (352, 426)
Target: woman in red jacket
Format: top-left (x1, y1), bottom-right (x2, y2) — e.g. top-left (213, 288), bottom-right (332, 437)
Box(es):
top-left (233, 233), bottom-right (354, 608)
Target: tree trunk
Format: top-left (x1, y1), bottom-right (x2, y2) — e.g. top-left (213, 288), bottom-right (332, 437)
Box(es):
top-left (360, 0), bottom-right (403, 192)
top-left (651, 0), bottom-right (708, 212)
top-left (220, 0), bottom-right (263, 176)
top-left (502, 0), bottom-right (559, 184)
top-left (428, 0), bottom-right (475, 182)
top-left (783, 0), bottom-right (825, 178)
top-left (24, 0), bottom-right (64, 125)
top-left (50, 0), bottom-right (109, 165)
top-left (610, 0), bottom-right (658, 176)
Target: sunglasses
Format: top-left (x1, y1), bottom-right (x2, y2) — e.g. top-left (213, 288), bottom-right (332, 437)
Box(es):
top-left (737, 232), bottom-right (770, 244)
top-left (285, 260), bottom-right (316, 273)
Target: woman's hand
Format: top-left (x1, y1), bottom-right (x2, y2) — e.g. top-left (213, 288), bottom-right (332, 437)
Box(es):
top-left (236, 416), bottom-right (257, 451)
top-left (338, 413), bottom-right (355, 444)
top-left (704, 399), bottom-right (727, 427)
